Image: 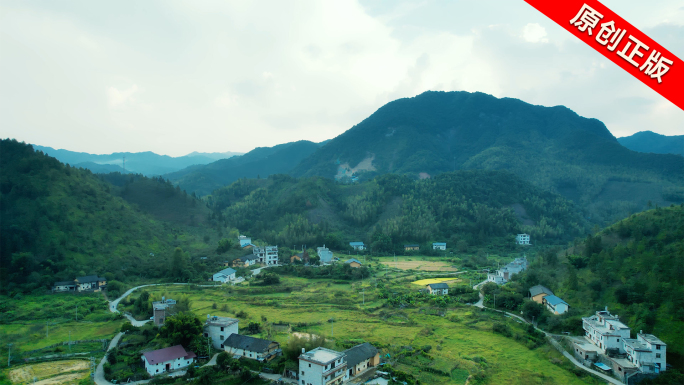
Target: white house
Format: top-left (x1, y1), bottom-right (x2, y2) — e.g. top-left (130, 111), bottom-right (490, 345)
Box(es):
top-left (582, 308), bottom-right (631, 354)
top-left (426, 283), bottom-right (449, 295)
top-left (212, 267), bottom-right (236, 283)
top-left (253, 245), bottom-right (279, 265)
top-left (238, 235), bottom-right (252, 248)
top-left (432, 242), bottom-right (447, 250)
top-left (52, 281), bottom-right (76, 292)
top-left (516, 234), bottom-right (530, 245)
top-left (299, 347), bottom-right (348, 385)
top-left (142, 345), bottom-right (196, 376)
top-left (349, 242), bottom-right (365, 251)
top-left (542, 295), bottom-right (569, 315)
top-left (74, 275), bottom-right (107, 292)
top-left (633, 332), bottom-right (667, 373)
top-left (487, 256), bottom-right (528, 285)
top-left (317, 245), bottom-right (334, 264)
top-left (204, 314), bottom-right (239, 349)
top-left (223, 334), bottom-right (281, 362)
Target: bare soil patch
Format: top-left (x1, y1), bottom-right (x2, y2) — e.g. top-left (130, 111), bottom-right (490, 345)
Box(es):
top-left (9, 360), bottom-right (89, 384)
top-left (382, 261), bottom-right (457, 271)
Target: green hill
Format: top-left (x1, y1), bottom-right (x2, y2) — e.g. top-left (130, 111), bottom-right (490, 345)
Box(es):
top-left (291, 91), bottom-right (684, 225)
top-left (209, 171), bottom-right (588, 251)
top-left (166, 140), bottom-right (323, 197)
top-left (618, 130), bottom-right (684, 157)
top-left (0, 139), bottom-right (215, 293)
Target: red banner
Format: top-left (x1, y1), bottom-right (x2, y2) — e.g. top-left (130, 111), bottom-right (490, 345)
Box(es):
top-left (524, 0), bottom-right (683, 111)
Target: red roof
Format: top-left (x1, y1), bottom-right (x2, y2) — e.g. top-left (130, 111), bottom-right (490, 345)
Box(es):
top-left (142, 345), bottom-right (195, 365)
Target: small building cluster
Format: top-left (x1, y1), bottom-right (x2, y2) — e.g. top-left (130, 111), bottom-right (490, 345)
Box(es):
top-left (528, 285), bottom-right (569, 315)
top-left (487, 256), bottom-right (528, 285)
top-left (232, 255), bottom-right (259, 268)
top-left (516, 233), bottom-right (530, 245)
top-left (52, 275), bottom-right (107, 292)
top-left (153, 297), bottom-right (177, 326)
top-left (404, 244), bottom-right (419, 251)
top-left (298, 343), bottom-right (379, 385)
top-left (578, 308), bottom-right (667, 382)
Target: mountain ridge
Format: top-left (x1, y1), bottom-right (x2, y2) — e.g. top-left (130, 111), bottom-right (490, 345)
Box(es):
top-left (617, 130), bottom-right (684, 156)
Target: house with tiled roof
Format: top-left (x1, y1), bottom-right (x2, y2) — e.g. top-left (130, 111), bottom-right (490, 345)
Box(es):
top-left (542, 295), bottom-right (569, 315)
top-left (212, 267), bottom-right (236, 283)
top-left (344, 343), bottom-right (380, 377)
top-left (141, 345), bottom-right (196, 376)
top-left (223, 334), bottom-right (281, 362)
top-left (345, 258), bottom-right (362, 268)
top-left (426, 283), bottom-right (449, 295)
top-left (529, 285), bottom-right (554, 304)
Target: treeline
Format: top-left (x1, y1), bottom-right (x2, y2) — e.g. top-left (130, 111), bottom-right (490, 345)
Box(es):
top-left (208, 171), bottom-right (588, 253)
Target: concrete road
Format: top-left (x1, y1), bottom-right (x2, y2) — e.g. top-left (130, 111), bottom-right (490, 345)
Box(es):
top-left (94, 332), bottom-right (124, 385)
top-left (109, 283), bottom-right (189, 313)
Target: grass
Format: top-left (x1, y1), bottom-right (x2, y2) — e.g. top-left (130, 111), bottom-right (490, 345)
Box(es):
top-left (5, 360), bottom-right (90, 384)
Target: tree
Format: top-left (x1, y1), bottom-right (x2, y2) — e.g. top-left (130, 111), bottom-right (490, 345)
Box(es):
top-left (170, 247), bottom-right (188, 280)
top-left (216, 238), bottom-right (234, 254)
top-left (159, 312), bottom-right (203, 347)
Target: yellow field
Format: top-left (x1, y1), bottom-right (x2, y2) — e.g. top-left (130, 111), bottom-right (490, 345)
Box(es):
top-left (411, 278), bottom-right (460, 285)
top-left (382, 260), bottom-right (458, 271)
top-left (8, 360), bottom-right (89, 384)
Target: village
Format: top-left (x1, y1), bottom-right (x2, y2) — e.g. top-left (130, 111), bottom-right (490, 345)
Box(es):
top-left (40, 232), bottom-right (670, 385)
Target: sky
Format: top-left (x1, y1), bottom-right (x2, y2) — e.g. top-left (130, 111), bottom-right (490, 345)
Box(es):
top-left (1, 0), bottom-right (683, 156)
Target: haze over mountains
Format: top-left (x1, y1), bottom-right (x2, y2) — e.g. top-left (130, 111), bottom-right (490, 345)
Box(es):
top-left (618, 131), bottom-right (684, 157)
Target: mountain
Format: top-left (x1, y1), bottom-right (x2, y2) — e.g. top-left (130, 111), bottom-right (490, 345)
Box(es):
top-left (183, 151), bottom-right (244, 160)
top-left (73, 161), bottom-right (129, 174)
top-left (209, 171), bottom-right (588, 251)
top-left (32, 145), bottom-right (242, 176)
top-left (618, 131), bottom-right (684, 156)
top-left (291, 91), bottom-right (684, 225)
top-left (166, 140), bottom-right (323, 197)
top-left (0, 139), bottom-right (216, 293)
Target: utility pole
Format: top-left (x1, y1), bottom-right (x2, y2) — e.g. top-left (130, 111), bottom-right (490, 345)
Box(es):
top-left (7, 344), bottom-right (12, 367)
top-left (331, 318), bottom-right (334, 338)
top-left (69, 331), bottom-right (71, 352)
top-left (75, 306), bottom-right (77, 321)
top-left (46, 321), bottom-right (48, 338)
top-left (362, 288), bottom-right (365, 305)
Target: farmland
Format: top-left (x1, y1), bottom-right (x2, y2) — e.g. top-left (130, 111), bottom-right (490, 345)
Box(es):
top-left (6, 360), bottom-right (90, 385)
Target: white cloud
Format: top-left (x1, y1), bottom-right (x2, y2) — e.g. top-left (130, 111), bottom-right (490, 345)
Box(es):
top-left (522, 23), bottom-right (548, 43)
top-left (107, 85), bottom-right (138, 108)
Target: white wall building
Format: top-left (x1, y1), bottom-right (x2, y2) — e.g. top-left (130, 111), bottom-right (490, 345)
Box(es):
top-left (253, 245), bottom-right (279, 265)
top-left (204, 315), bottom-right (239, 349)
top-left (582, 308), bottom-right (631, 354)
top-left (516, 234), bottom-right (530, 245)
top-left (299, 347), bottom-right (348, 385)
top-left (142, 345), bottom-right (196, 376)
top-left (349, 242), bottom-right (365, 251)
top-left (223, 334), bottom-right (281, 362)
top-left (238, 235), bottom-right (252, 247)
top-left (212, 267), bottom-right (236, 283)
top-left (542, 295), bottom-right (569, 315)
top-left (317, 246), bottom-right (334, 264)
top-left (623, 332), bottom-right (667, 374)
top-left (487, 256), bottom-right (528, 285)
top-left (432, 242), bottom-right (446, 250)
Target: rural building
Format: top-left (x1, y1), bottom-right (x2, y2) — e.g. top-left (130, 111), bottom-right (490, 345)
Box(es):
top-left (529, 285), bottom-right (554, 304)
top-left (292, 250), bottom-right (310, 264)
top-left (432, 242), bottom-right (446, 250)
top-left (223, 334), bottom-right (281, 362)
top-left (232, 255), bottom-right (258, 268)
top-left (317, 246), bottom-right (334, 264)
top-left (238, 235), bottom-right (252, 247)
top-left (516, 234), bottom-right (530, 245)
top-left (487, 256), bottom-right (528, 285)
top-left (404, 244), bottom-right (419, 251)
top-left (74, 275), bottom-right (107, 292)
top-left (624, 333), bottom-right (667, 374)
top-left (605, 357), bottom-right (639, 382)
top-left (204, 314), bottom-right (239, 349)
top-left (426, 283), bottom-right (449, 295)
top-left (141, 345), bottom-right (196, 376)
top-left (349, 242), bottom-right (365, 251)
top-left (345, 258), bottom-right (362, 268)
top-left (543, 295), bottom-right (569, 315)
top-left (152, 297), bottom-right (176, 327)
top-left (52, 281), bottom-right (76, 292)
top-left (253, 245), bottom-right (279, 265)
top-left (212, 267), bottom-right (236, 283)
top-left (582, 308), bottom-right (631, 354)
top-left (572, 338), bottom-right (601, 362)
top-left (299, 347), bottom-right (349, 385)
top-left (344, 342), bottom-right (380, 377)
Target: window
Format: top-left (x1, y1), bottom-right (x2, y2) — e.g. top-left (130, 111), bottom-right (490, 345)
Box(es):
top-left (221, 327), bottom-right (224, 331)
top-left (656, 354), bottom-right (661, 358)
top-left (301, 371), bottom-right (304, 375)
top-left (301, 381), bottom-right (305, 385)
top-left (656, 345), bottom-right (661, 350)
top-left (309, 364), bottom-right (311, 367)
top-left (220, 335), bottom-right (224, 340)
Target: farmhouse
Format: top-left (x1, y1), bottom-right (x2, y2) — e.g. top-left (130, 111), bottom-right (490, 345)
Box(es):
top-left (345, 258), bottom-right (362, 268)
top-left (529, 285), bottom-right (554, 304)
top-left (516, 233), bottom-right (530, 245)
top-left (152, 297), bottom-right (176, 327)
top-left (223, 334), bottom-right (281, 362)
top-left (404, 244), bottom-right (419, 251)
top-left (572, 338), bottom-right (601, 362)
top-left (238, 235), bottom-right (252, 247)
top-left (487, 256), bottom-right (527, 285)
top-left (624, 332), bottom-right (667, 375)
top-left (253, 245), bottom-right (279, 265)
top-left (299, 347), bottom-right (349, 385)
top-left (344, 342), bottom-right (380, 377)
top-left (141, 345), bottom-right (196, 376)
top-left (292, 250), bottom-right (310, 264)
top-left (349, 242), bottom-right (365, 251)
top-left (426, 283), bottom-right (449, 295)
top-left (204, 314), bottom-right (239, 349)
top-left (232, 255), bottom-right (258, 268)
top-left (52, 281), bottom-right (76, 292)
top-left (542, 295), bottom-right (569, 315)
top-left (212, 267), bottom-right (236, 283)
top-left (583, 308), bottom-right (631, 354)
top-left (432, 242), bottom-right (446, 250)
top-left (317, 245), bottom-right (334, 264)
top-left (75, 275), bottom-right (107, 291)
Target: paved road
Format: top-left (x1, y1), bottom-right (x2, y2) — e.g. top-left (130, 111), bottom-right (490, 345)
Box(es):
top-left (94, 332), bottom-right (124, 385)
top-left (109, 283), bottom-right (190, 313)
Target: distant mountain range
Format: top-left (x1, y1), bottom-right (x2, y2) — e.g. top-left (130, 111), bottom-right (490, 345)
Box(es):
top-left (32, 145), bottom-right (242, 176)
top-left (617, 131), bottom-right (684, 156)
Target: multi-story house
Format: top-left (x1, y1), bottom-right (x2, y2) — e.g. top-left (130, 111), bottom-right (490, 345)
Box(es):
top-left (486, 256), bottom-right (528, 285)
top-left (152, 297), bottom-right (176, 327)
top-left (204, 314), bottom-right (239, 349)
top-left (516, 234), bottom-right (530, 245)
top-left (582, 308), bottom-right (631, 354)
top-left (299, 347), bottom-right (348, 385)
top-left (317, 246), bottom-right (333, 264)
top-left (253, 245), bottom-right (279, 265)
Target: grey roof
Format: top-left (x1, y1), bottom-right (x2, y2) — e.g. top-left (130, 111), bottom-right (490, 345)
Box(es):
top-left (529, 285), bottom-right (554, 297)
top-left (142, 345), bottom-right (195, 365)
top-left (433, 242), bottom-right (446, 245)
top-left (206, 315), bottom-right (238, 327)
top-left (404, 244), bottom-right (419, 247)
top-left (223, 334), bottom-right (276, 353)
top-left (239, 255), bottom-right (258, 261)
top-left (344, 343), bottom-right (378, 367)
top-left (623, 339), bottom-right (651, 352)
top-left (427, 283), bottom-right (449, 289)
top-left (349, 242), bottom-right (364, 246)
top-left (216, 267), bottom-right (236, 276)
top-left (75, 275), bottom-right (105, 283)
top-left (345, 258), bottom-right (362, 265)
top-left (544, 295), bottom-right (568, 306)
top-left (54, 281), bottom-right (76, 286)
top-left (639, 333), bottom-right (666, 346)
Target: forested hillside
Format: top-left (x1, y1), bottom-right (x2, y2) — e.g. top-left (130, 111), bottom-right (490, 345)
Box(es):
top-left (618, 131), bottom-right (684, 157)
top-left (518, 204), bottom-right (684, 358)
top-left (166, 140), bottom-right (323, 196)
top-left (0, 140), bottom-right (214, 294)
top-left (291, 91), bottom-right (684, 225)
top-left (208, 171), bottom-right (588, 252)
